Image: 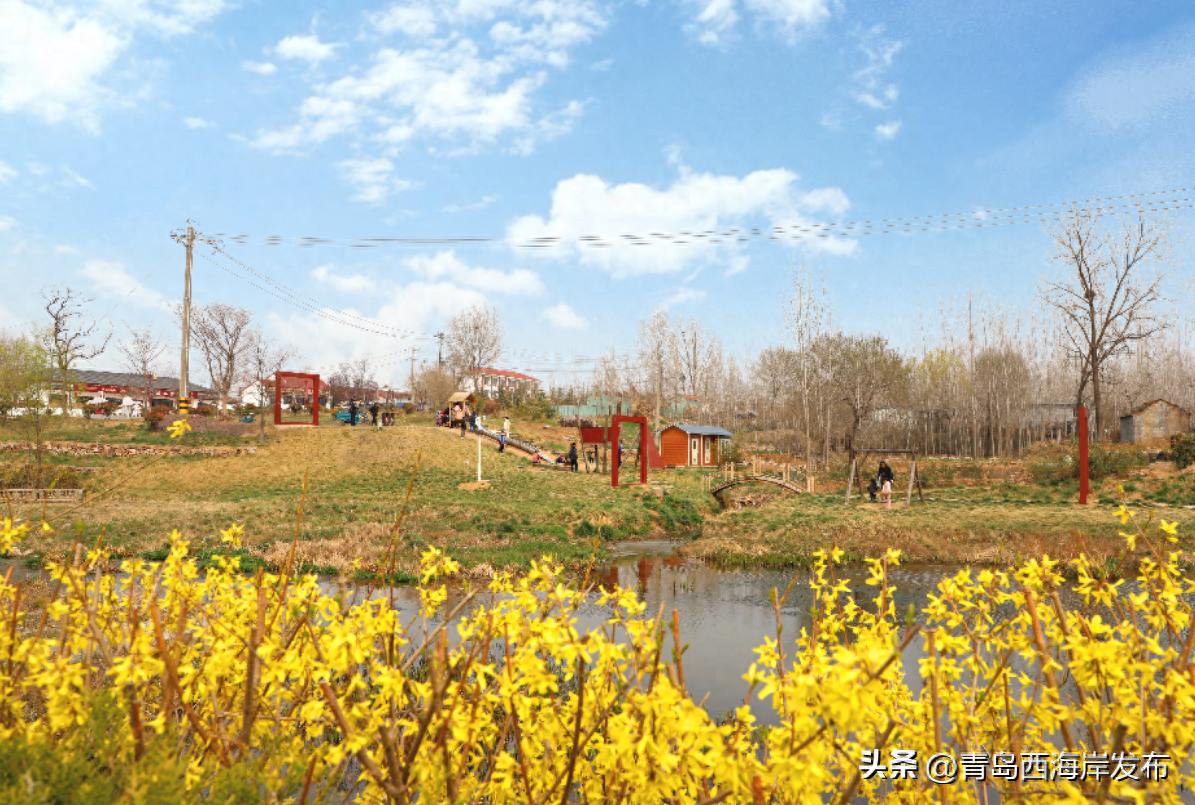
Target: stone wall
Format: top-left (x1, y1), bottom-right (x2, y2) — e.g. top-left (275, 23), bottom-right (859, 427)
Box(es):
top-left (0, 441), bottom-right (257, 457)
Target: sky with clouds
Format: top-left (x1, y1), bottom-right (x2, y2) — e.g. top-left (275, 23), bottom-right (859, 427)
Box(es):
top-left (1, 0), bottom-right (1193, 389)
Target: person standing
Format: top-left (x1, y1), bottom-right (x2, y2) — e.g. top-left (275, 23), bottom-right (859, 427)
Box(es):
top-left (498, 431), bottom-right (506, 453)
top-left (877, 460), bottom-right (895, 509)
top-left (369, 402), bottom-right (380, 427)
top-left (568, 441), bottom-right (579, 472)
top-left (348, 400), bottom-right (358, 426)
top-left (503, 416), bottom-right (511, 437)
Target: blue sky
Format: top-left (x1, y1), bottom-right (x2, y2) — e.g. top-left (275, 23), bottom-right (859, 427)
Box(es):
top-left (2, 0), bottom-right (1194, 389)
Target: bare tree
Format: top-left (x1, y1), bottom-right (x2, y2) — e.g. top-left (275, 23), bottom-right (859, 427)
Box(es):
top-left (244, 334), bottom-right (301, 439)
top-left (41, 285), bottom-right (111, 410)
top-left (178, 302), bottom-right (255, 417)
top-left (116, 324), bottom-right (167, 411)
top-left (784, 258), bottom-right (833, 469)
top-left (446, 305), bottom-right (504, 391)
top-left (1040, 204), bottom-right (1172, 440)
top-left (636, 310), bottom-right (676, 441)
top-left (821, 333), bottom-right (909, 448)
top-left (415, 364), bottom-right (456, 411)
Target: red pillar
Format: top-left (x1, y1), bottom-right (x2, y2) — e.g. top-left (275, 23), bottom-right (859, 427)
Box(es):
top-left (1078, 405), bottom-right (1089, 505)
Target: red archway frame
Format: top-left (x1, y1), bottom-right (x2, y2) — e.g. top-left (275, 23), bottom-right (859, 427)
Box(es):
top-left (611, 415), bottom-right (649, 488)
top-left (274, 372), bottom-right (321, 427)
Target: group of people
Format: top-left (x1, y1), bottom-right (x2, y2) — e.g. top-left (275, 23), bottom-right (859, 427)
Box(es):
top-left (345, 400), bottom-right (385, 428)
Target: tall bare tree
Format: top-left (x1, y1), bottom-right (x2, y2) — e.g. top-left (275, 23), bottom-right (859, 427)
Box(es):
top-left (821, 333), bottom-right (909, 448)
top-left (784, 258), bottom-right (833, 469)
top-left (415, 364), bottom-right (456, 411)
top-left (1040, 204), bottom-right (1172, 440)
top-left (116, 324), bottom-right (167, 411)
top-left (446, 304), bottom-right (504, 391)
top-left (177, 302), bottom-right (255, 417)
top-left (244, 333), bottom-right (301, 438)
top-left (636, 310), bottom-right (676, 441)
top-left (41, 285), bottom-right (111, 410)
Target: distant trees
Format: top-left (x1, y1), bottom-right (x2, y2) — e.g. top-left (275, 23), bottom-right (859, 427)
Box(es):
top-left (115, 325), bottom-right (167, 410)
top-left (820, 333), bottom-right (909, 449)
top-left (1040, 204), bottom-right (1173, 441)
top-left (0, 331), bottom-right (50, 418)
top-left (41, 285), bottom-right (111, 409)
top-left (327, 358), bottom-right (377, 406)
top-left (414, 365), bottom-right (456, 411)
top-left (447, 305), bottom-right (504, 392)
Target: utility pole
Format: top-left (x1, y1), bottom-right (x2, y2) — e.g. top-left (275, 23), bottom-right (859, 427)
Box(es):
top-left (179, 225), bottom-right (194, 412)
top-left (435, 332), bottom-right (445, 369)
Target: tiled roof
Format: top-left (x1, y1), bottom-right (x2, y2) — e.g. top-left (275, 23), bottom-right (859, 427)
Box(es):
top-left (467, 368), bottom-right (540, 382)
top-left (666, 424), bottom-right (734, 438)
top-left (68, 369), bottom-right (212, 393)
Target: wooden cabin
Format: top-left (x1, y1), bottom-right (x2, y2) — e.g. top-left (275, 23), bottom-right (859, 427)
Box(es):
top-left (659, 424), bottom-right (733, 467)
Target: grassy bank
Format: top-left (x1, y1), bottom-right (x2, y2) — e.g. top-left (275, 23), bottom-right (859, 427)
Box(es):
top-left (4, 422), bottom-right (714, 579)
top-left (688, 471), bottom-right (1195, 570)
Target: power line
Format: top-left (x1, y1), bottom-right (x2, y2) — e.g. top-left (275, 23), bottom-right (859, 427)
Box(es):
top-left (197, 185), bottom-right (1195, 251)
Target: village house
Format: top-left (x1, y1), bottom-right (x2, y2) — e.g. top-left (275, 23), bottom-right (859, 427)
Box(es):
top-left (1120, 399), bottom-right (1192, 443)
top-left (50, 370), bottom-right (212, 410)
top-left (464, 368), bottom-right (541, 398)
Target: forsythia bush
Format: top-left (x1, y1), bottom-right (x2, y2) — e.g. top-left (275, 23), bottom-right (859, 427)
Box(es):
top-left (0, 507), bottom-right (1193, 803)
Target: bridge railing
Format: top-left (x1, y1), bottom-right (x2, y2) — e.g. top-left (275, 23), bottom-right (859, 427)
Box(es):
top-left (703, 459), bottom-right (812, 492)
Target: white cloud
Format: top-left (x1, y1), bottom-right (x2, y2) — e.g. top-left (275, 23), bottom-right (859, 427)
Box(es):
top-left (659, 287), bottom-right (706, 310)
top-left (685, 0), bottom-right (831, 45)
top-left (404, 251), bottom-right (544, 295)
top-left (370, 5), bottom-right (437, 37)
top-left (540, 302), bottom-right (587, 329)
top-left (874, 120), bottom-right (901, 140)
top-left (0, 215), bottom-right (17, 233)
top-left (1065, 26), bottom-right (1195, 130)
top-left (247, 1), bottom-right (605, 156)
top-left (183, 115), bottom-right (214, 129)
top-left (507, 160), bottom-right (855, 278)
top-left (444, 194), bottom-right (499, 213)
top-left (0, 0), bottom-right (228, 129)
top-left (54, 244), bottom-right (81, 255)
top-left (336, 157), bottom-right (417, 203)
top-left (242, 60), bottom-right (277, 75)
top-left (78, 258), bottom-right (166, 308)
top-left (0, 159), bottom-right (15, 183)
top-left (62, 165), bottom-right (94, 188)
top-left (268, 280), bottom-right (489, 376)
top-left (275, 34), bottom-right (338, 65)
top-left (312, 264), bottom-right (373, 294)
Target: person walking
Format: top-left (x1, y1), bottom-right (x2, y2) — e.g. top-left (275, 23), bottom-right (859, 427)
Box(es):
top-left (877, 460), bottom-right (895, 509)
top-left (369, 402), bottom-right (380, 427)
top-left (498, 431), bottom-right (506, 453)
top-left (348, 400), bottom-right (358, 426)
top-left (568, 441), bottom-right (579, 472)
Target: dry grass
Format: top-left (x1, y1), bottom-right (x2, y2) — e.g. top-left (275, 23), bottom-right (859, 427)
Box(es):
top-left (8, 423), bottom-right (713, 575)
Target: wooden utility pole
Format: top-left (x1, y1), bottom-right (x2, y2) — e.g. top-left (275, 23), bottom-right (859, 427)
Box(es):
top-left (435, 332), bottom-right (445, 369)
top-left (179, 225), bottom-right (194, 411)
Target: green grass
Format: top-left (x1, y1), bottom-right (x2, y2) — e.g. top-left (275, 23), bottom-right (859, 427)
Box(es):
top-left (12, 424), bottom-right (719, 578)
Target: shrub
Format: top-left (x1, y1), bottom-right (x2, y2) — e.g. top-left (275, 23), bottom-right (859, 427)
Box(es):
top-left (1086, 445), bottom-right (1147, 480)
top-left (143, 410), bottom-right (165, 431)
top-left (1171, 432), bottom-right (1195, 470)
top-left (1, 516), bottom-right (1193, 802)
